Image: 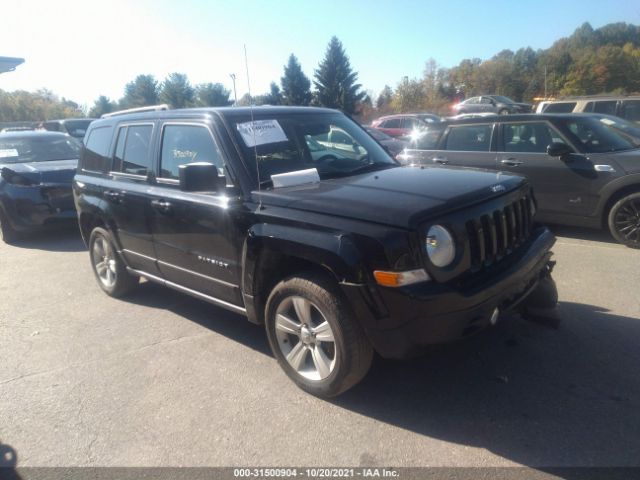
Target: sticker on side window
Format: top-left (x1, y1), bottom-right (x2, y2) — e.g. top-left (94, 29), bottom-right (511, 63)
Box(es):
top-left (237, 120), bottom-right (288, 147)
top-left (0, 149), bottom-right (19, 158)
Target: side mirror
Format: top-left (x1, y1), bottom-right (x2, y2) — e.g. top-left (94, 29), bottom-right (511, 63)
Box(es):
top-left (547, 142), bottom-right (572, 158)
top-left (179, 162), bottom-right (226, 192)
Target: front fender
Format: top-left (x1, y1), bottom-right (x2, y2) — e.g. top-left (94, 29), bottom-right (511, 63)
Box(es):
top-left (241, 223), bottom-right (369, 298)
top-left (595, 173), bottom-right (640, 219)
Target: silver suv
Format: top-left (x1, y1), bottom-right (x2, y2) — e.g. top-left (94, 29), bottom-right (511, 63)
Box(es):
top-left (536, 96), bottom-right (640, 123)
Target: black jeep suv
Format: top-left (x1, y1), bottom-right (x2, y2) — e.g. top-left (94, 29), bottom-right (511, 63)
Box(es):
top-left (74, 106), bottom-right (558, 396)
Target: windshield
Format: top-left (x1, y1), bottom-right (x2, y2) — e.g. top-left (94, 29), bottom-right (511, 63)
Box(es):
top-left (229, 112), bottom-right (397, 187)
top-left (0, 135), bottom-right (81, 163)
top-left (563, 116), bottom-right (640, 153)
top-left (492, 95), bottom-right (515, 104)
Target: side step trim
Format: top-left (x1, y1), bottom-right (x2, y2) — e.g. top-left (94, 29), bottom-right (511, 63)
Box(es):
top-left (127, 267), bottom-right (247, 316)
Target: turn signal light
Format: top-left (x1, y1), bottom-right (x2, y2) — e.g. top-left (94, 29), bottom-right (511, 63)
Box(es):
top-left (373, 269), bottom-right (429, 287)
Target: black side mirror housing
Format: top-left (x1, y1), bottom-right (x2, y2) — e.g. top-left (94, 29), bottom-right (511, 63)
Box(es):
top-left (547, 142), bottom-right (572, 158)
top-left (179, 162), bottom-right (226, 192)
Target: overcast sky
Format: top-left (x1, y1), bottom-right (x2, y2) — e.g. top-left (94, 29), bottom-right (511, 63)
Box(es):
top-left (1, 0), bottom-right (638, 108)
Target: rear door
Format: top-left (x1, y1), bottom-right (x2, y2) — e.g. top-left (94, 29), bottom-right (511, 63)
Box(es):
top-left (433, 123), bottom-right (498, 169)
top-left (104, 122), bottom-right (160, 275)
top-left (148, 120), bottom-right (244, 307)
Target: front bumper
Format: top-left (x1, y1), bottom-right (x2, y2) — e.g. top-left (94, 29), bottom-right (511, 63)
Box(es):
top-left (342, 226), bottom-right (556, 359)
top-left (1, 184), bottom-right (76, 233)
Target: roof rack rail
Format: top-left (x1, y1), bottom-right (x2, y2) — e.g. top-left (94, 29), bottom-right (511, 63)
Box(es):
top-left (101, 104), bottom-right (169, 118)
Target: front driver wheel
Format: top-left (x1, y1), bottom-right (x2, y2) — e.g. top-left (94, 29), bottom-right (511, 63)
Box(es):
top-left (265, 272), bottom-right (373, 397)
top-left (499, 108), bottom-right (510, 115)
top-left (89, 227), bottom-right (139, 296)
top-left (608, 192), bottom-right (640, 248)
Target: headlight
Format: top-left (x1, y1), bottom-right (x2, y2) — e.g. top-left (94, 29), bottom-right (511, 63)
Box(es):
top-left (425, 225), bottom-right (455, 267)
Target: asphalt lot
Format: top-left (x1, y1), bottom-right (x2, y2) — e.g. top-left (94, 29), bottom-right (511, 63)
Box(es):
top-left (1, 225), bottom-right (639, 469)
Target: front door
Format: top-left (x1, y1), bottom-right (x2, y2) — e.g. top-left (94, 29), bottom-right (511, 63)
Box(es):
top-left (149, 122), bottom-right (244, 307)
top-left (496, 121), bottom-right (604, 219)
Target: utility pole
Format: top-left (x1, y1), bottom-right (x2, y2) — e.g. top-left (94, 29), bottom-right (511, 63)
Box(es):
top-left (544, 65), bottom-right (548, 100)
top-left (230, 73), bottom-right (237, 106)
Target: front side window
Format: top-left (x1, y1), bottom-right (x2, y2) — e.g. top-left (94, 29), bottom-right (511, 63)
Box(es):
top-left (591, 101), bottom-right (618, 116)
top-left (160, 124), bottom-right (224, 180)
top-left (502, 122), bottom-right (564, 153)
top-left (621, 100), bottom-right (640, 122)
top-left (444, 124), bottom-right (493, 152)
top-left (564, 117), bottom-right (640, 153)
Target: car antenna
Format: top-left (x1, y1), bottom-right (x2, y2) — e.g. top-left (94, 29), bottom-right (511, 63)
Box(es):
top-left (245, 44), bottom-right (263, 210)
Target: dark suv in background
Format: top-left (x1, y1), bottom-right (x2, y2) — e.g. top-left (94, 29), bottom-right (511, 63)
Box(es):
top-left (398, 113), bottom-right (640, 248)
top-left (74, 106), bottom-right (559, 396)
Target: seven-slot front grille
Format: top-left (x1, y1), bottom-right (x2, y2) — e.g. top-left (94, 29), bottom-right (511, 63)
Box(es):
top-left (465, 194), bottom-right (534, 272)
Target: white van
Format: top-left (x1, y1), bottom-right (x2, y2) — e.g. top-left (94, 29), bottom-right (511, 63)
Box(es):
top-left (536, 96), bottom-right (640, 122)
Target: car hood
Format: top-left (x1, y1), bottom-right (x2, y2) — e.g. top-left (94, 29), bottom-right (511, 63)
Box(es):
top-left (255, 165), bottom-right (527, 228)
top-left (0, 159), bottom-right (77, 184)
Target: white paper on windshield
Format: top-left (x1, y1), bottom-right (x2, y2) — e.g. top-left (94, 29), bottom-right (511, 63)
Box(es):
top-left (0, 149), bottom-right (19, 158)
top-left (599, 117), bottom-right (615, 125)
top-left (271, 168), bottom-right (320, 188)
top-left (237, 119), bottom-right (288, 147)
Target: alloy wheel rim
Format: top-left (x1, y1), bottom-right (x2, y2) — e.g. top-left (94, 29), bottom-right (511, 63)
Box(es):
top-left (614, 198), bottom-right (640, 245)
top-left (92, 236), bottom-right (117, 287)
top-left (274, 296), bottom-right (337, 381)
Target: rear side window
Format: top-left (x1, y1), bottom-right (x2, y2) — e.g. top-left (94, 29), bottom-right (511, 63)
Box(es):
top-left (160, 124), bottom-right (224, 180)
top-left (445, 124), bottom-right (493, 152)
top-left (543, 102), bottom-right (576, 113)
top-left (381, 118), bottom-right (401, 128)
top-left (82, 126), bottom-right (113, 172)
top-left (112, 124), bottom-right (153, 175)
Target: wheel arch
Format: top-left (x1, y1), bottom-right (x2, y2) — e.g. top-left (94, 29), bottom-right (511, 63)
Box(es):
top-left (598, 176), bottom-right (640, 228)
top-left (241, 223), bottom-right (369, 324)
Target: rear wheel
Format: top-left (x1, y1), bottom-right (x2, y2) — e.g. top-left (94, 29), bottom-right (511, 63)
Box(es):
top-left (265, 272), bottom-right (373, 397)
top-left (89, 227), bottom-right (139, 296)
top-left (608, 192), bottom-right (640, 248)
top-left (499, 108), bottom-right (510, 115)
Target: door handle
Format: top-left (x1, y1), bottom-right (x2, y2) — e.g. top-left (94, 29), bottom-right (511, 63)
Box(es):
top-left (151, 199), bottom-right (173, 214)
top-left (432, 157), bottom-right (449, 164)
top-left (104, 190), bottom-right (124, 204)
top-left (500, 158), bottom-right (524, 166)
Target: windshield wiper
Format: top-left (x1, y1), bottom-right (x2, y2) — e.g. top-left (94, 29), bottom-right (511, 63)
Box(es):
top-left (345, 162), bottom-right (395, 176)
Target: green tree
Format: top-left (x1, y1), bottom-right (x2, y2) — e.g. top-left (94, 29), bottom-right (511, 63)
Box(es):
top-left (391, 78), bottom-right (425, 113)
top-left (313, 37), bottom-right (365, 114)
top-left (89, 96), bottom-right (117, 117)
top-left (120, 74), bottom-right (159, 108)
top-left (264, 82), bottom-right (283, 105)
top-left (376, 85), bottom-right (393, 109)
top-left (160, 73), bottom-right (194, 108)
top-left (281, 54), bottom-right (312, 106)
top-left (195, 83), bottom-right (232, 107)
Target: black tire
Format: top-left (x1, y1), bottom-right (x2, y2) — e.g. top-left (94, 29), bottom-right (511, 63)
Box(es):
top-left (498, 108), bottom-right (510, 115)
top-left (265, 272), bottom-right (373, 397)
top-left (0, 209), bottom-right (19, 244)
top-left (88, 227), bottom-right (139, 297)
top-left (608, 192), bottom-right (640, 248)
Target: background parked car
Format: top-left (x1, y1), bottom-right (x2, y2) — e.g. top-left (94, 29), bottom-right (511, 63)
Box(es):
top-left (363, 126), bottom-right (408, 157)
top-left (536, 96), bottom-right (640, 123)
top-left (397, 113), bottom-right (640, 248)
top-left (41, 118), bottom-right (95, 142)
top-left (452, 95), bottom-right (532, 116)
top-left (370, 113), bottom-right (441, 138)
top-left (0, 131), bottom-right (80, 243)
